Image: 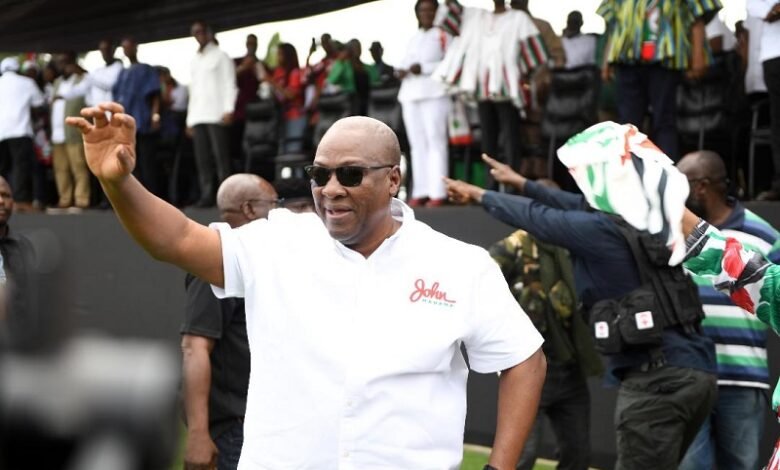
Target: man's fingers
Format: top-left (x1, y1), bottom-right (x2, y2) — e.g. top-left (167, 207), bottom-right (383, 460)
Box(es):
top-left (80, 106), bottom-right (109, 128)
top-left (482, 154), bottom-right (501, 168)
top-left (98, 101), bottom-right (125, 114)
top-left (65, 117), bottom-right (94, 135)
top-left (110, 113), bottom-right (136, 130)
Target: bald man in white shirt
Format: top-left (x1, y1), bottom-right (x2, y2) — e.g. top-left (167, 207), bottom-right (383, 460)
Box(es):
top-left (67, 101), bottom-right (546, 470)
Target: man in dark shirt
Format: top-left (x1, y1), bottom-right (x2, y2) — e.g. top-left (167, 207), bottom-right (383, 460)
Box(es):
top-left (180, 173), bottom-right (277, 470)
top-left (445, 156), bottom-right (717, 470)
top-left (0, 176), bottom-right (36, 350)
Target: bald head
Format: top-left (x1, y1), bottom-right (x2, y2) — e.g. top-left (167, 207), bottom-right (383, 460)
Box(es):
top-left (319, 116), bottom-right (401, 166)
top-left (678, 151), bottom-right (727, 182)
top-left (678, 151), bottom-right (730, 219)
top-left (217, 174), bottom-right (277, 228)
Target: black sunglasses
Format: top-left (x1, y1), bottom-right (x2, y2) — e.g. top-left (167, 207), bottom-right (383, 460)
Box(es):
top-left (304, 164), bottom-right (395, 187)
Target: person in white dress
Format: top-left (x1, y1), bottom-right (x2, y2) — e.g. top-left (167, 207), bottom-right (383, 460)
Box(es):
top-left (433, 0), bottom-right (547, 182)
top-left (398, 0), bottom-right (452, 207)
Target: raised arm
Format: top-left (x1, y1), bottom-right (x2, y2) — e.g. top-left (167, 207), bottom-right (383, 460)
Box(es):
top-left (482, 155), bottom-right (586, 210)
top-left (66, 102), bottom-right (224, 287)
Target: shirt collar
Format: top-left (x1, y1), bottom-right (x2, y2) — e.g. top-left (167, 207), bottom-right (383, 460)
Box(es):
top-left (333, 198), bottom-right (414, 259)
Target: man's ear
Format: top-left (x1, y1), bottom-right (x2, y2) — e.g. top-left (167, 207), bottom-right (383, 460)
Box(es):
top-left (242, 201), bottom-right (256, 221)
top-left (389, 165), bottom-right (402, 196)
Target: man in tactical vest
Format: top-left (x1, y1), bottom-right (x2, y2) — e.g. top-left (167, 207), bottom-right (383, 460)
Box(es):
top-left (445, 156), bottom-right (717, 470)
top-left (490, 181), bottom-right (603, 470)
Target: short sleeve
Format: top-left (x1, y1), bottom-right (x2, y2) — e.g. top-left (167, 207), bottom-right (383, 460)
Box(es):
top-left (210, 222), bottom-right (247, 299)
top-left (596, 0), bottom-right (615, 26)
top-left (436, 0), bottom-right (464, 37)
top-left (464, 256), bottom-right (544, 373)
top-left (181, 274), bottom-right (224, 338)
top-left (685, 0), bottom-right (722, 22)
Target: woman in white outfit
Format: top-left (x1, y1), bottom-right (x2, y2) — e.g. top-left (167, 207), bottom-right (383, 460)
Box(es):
top-left (398, 0), bottom-right (451, 208)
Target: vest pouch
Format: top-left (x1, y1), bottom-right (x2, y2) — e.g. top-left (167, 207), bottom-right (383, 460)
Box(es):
top-left (589, 298), bottom-right (624, 354)
top-left (617, 287), bottom-right (663, 348)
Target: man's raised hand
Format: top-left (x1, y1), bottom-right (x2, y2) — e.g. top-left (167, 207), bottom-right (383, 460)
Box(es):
top-left (65, 102), bottom-right (136, 185)
top-left (482, 154), bottom-right (527, 191)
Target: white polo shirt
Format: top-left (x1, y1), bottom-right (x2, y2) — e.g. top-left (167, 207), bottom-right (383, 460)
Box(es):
top-left (212, 199), bottom-right (543, 470)
top-left (0, 71), bottom-right (45, 141)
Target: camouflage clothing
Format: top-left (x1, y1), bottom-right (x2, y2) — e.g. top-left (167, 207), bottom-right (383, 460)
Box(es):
top-left (490, 230), bottom-right (602, 376)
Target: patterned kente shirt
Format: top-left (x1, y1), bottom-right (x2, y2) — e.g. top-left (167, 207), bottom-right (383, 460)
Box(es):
top-left (597, 0), bottom-right (722, 70)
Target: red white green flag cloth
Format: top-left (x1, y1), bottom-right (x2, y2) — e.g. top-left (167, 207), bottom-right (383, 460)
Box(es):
top-left (683, 222), bottom-right (780, 415)
top-left (557, 121), bottom-right (690, 264)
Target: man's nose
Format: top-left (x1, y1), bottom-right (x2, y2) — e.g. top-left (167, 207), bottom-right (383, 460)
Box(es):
top-left (320, 171), bottom-right (346, 197)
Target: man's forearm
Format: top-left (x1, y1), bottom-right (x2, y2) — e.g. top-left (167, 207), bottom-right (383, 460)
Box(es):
top-left (182, 340), bottom-right (213, 433)
top-left (489, 349), bottom-right (546, 469)
top-left (101, 176), bottom-right (223, 286)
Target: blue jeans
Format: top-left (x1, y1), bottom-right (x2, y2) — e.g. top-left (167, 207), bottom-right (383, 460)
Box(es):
top-left (678, 386), bottom-right (767, 470)
top-left (214, 420), bottom-right (244, 470)
top-left (516, 361), bottom-right (591, 470)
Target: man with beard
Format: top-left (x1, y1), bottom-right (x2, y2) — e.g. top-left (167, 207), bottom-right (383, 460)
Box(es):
top-left (677, 150), bottom-right (780, 470)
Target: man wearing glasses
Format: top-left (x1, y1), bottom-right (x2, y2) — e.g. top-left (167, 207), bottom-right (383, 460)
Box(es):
top-left (180, 173), bottom-right (278, 470)
top-left (67, 102), bottom-right (545, 470)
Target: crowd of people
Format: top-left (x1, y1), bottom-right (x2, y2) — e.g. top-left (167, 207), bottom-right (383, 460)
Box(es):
top-left (5, 1), bottom-right (780, 470)
top-left (1, 0), bottom-right (777, 215)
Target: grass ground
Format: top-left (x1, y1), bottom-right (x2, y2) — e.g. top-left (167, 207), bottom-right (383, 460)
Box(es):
top-left (171, 436), bottom-right (556, 469)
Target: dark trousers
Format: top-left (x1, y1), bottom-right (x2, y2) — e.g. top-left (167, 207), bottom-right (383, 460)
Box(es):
top-left (0, 137), bottom-right (34, 202)
top-left (615, 64), bottom-right (681, 161)
top-left (135, 132), bottom-right (164, 199)
top-left (192, 124), bottom-right (231, 205)
top-left (478, 100), bottom-right (522, 171)
top-left (763, 57), bottom-right (780, 189)
top-left (214, 420), bottom-right (243, 470)
top-left (516, 361), bottom-right (590, 470)
top-left (614, 366), bottom-right (717, 470)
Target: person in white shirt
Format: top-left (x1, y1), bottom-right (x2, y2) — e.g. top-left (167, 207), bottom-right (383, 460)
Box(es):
top-left (561, 11), bottom-right (597, 69)
top-left (749, 0), bottom-right (780, 200)
top-left (434, 0), bottom-right (547, 186)
top-left (61, 39), bottom-right (123, 107)
top-left (705, 15), bottom-right (737, 54)
top-left (187, 21), bottom-right (237, 208)
top-left (50, 52), bottom-right (90, 210)
top-left (67, 100), bottom-right (546, 470)
top-left (398, 0), bottom-right (451, 208)
top-left (743, 17), bottom-right (768, 96)
top-left (0, 57), bottom-right (45, 211)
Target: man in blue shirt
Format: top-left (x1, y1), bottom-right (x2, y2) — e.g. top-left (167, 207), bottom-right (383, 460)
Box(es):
top-left (445, 156), bottom-right (717, 470)
top-left (112, 37), bottom-right (163, 199)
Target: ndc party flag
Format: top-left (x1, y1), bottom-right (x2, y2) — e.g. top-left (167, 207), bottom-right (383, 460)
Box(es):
top-left (557, 122), bottom-right (689, 265)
